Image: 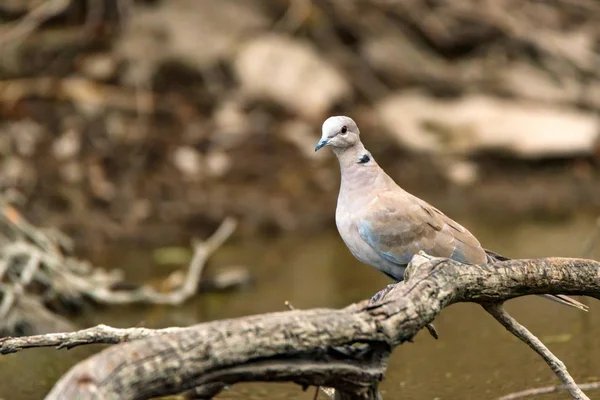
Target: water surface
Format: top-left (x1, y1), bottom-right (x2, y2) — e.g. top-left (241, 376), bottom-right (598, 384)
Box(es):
top-left (1, 214), bottom-right (600, 400)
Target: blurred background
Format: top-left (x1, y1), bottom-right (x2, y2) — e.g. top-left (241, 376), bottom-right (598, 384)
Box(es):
top-left (1, 0), bottom-right (600, 399)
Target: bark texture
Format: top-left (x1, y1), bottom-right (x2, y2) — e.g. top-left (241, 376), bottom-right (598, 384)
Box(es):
top-left (26, 254), bottom-right (600, 399)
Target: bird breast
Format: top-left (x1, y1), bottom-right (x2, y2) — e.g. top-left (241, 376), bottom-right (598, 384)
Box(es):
top-left (335, 207), bottom-right (391, 270)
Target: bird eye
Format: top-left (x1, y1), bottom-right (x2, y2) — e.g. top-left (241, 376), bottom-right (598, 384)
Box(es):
top-left (340, 126), bottom-right (347, 134)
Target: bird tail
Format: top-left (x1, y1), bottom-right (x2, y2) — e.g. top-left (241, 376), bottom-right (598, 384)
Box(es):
top-left (540, 294), bottom-right (589, 312)
top-left (485, 249), bottom-right (511, 262)
top-left (484, 249), bottom-right (589, 312)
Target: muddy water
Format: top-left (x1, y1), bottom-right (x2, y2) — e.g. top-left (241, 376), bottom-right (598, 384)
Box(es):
top-left (1, 213), bottom-right (600, 400)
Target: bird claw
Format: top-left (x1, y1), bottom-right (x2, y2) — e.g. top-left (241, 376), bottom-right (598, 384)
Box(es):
top-left (412, 251), bottom-right (447, 266)
top-left (407, 253), bottom-right (448, 278)
top-left (425, 323), bottom-right (439, 340)
top-left (368, 283), bottom-right (440, 340)
top-left (369, 283), bottom-right (397, 304)
top-left (330, 343), bottom-right (372, 358)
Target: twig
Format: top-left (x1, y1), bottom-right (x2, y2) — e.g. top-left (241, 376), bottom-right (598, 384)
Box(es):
top-left (0, 196), bottom-right (237, 335)
top-left (424, 323), bottom-right (439, 339)
top-left (153, 217), bottom-right (238, 305)
top-left (2, 205), bottom-right (235, 306)
top-left (484, 303), bottom-right (590, 400)
top-left (79, 217), bottom-right (237, 305)
top-left (498, 381), bottom-right (600, 400)
top-left (0, 324), bottom-right (185, 355)
top-left (0, 0), bottom-right (71, 50)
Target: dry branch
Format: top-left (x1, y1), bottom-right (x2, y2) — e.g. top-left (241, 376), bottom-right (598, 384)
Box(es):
top-left (2, 254), bottom-right (596, 399)
top-left (0, 194), bottom-right (239, 336)
top-left (0, 324), bottom-right (185, 355)
top-left (484, 303), bottom-right (589, 400)
top-left (498, 381), bottom-right (600, 400)
top-left (78, 217), bottom-right (238, 305)
top-left (0, 0), bottom-right (71, 49)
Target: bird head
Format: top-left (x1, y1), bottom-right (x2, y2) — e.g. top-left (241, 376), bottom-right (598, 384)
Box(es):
top-left (315, 116), bottom-right (360, 152)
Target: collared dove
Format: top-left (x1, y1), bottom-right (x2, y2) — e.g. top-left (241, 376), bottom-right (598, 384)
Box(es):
top-left (315, 115), bottom-right (587, 311)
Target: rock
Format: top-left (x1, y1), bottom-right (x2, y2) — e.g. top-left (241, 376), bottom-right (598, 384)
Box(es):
top-left (441, 158), bottom-right (480, 187)
top-left (172, 146), bottom-right (202, 179)
top-left (105, 113), bottom-right (149, 144)
top-left (361, 33), bottom-right (473, 88)
top-left (1, 157), bottom-right (36, 188)
top-left (377, 91), bottom-right (600, 158)
top-left (205, 151), bottom-right (231, 178)
top-left (61, 78), bottom-right (107, 117)
top-left (540, 30), bottom-right (595, 72)
top-left (6, 120), bottom-right (43, 157)
top-left (493, 62), bottom-right (580, 104)
top-left (116, 0), bottom-right (268, 86)
top-left (234, 35), bottom-right (351, 119)
top-left (52, 130), bottom-right (81, 161)
top-left (182, 120), bottom-right (207, 144)
top-left (582, 81), bottom-right (600, 111)
top-left (88, 161), bottom-right (116, 201)
top-left (78, 53), bottom-right (117, 81)
top-left (124, 198), bottom-right (153, 227)
top-left (211, 99), bottom-right (251, 149)
top-left (59, 161), bottom-right (84, 184)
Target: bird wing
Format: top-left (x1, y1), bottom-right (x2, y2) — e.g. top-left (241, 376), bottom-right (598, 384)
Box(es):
top-left (357, 191), bottom-right (487, 268)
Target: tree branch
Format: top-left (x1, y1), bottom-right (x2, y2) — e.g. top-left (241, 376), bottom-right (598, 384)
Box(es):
top-left (498, 381), bottom-right (600, 400)
top-left (0, 0), bottom-right (71, 50)
top-left (0, 324), bottom-right (185, 355)
top-left (484, 303), bottom-right (589, 400)
top-left (80, 217), bottom-right (238, 305)
top-left (0, 198), bottom-right (239, 336)
top-left (4, 254), bottom-right (598, 399)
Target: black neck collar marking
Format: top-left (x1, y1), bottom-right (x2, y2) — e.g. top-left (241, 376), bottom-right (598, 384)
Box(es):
top-left (358, 154), bottom-right (370, 164)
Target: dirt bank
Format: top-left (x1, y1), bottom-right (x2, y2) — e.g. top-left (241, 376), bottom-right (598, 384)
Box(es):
top-left (1, 0), bottom-right (600, 248)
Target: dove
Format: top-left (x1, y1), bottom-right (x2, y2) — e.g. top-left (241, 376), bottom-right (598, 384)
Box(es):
top-left (315, 115), bottom-right (587, 311)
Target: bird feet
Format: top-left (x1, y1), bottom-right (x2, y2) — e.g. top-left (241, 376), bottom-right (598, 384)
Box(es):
top-left (369, 283), bottom-right (440, 340)
top-left (369, 283), bottom-right (397, 304)
top-left (425, 323), bottom-right (439, 340)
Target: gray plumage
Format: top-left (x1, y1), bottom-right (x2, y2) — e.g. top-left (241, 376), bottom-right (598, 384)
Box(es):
top-left (316, 116), bottom-right (586, 311)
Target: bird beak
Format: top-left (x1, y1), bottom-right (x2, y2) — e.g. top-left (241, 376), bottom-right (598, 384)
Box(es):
top-left (315, 138), bottom-right (329, 152)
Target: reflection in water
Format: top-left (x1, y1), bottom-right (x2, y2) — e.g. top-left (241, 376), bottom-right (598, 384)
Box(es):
top-left (1, 214), bottom-right (599, 399)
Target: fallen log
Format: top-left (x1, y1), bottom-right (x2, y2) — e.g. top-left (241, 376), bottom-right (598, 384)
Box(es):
top-left (2, 253), bottom-right (598, 399)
